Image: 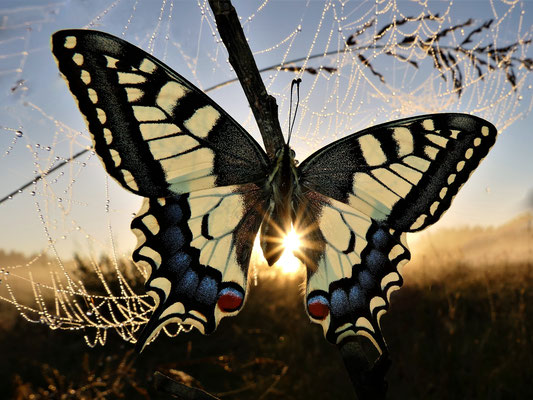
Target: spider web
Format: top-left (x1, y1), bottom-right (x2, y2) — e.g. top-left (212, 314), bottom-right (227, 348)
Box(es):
top-left (0, 0), bottom-right (531, 346)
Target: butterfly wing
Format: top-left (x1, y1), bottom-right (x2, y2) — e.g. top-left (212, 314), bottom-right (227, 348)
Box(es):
top-left (299, 114), bottom-right (496, 231)
top-left (294, 192), bottom-right (409, 354)
top-left (132, 184), bottom-right (266, 350)
top-left (51, 30), bottom-right (270, 350)
top-left (296, 114), bottom-right (496, 350)
top-left (51, 29), bottom-right (268, 197)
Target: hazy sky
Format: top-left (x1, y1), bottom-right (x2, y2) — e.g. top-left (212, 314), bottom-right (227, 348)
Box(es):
top-left (0, 0), bottom-right (531, 257)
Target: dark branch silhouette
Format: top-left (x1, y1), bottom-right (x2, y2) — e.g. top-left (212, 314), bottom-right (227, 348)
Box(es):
top-left (0, 149), bottom-right (88, 204)
top-left (340, 340), bottom-right (390, 400)
top-left (207, 0), bottom-right (284, 159)
top-left (322, 15), bottom-right (531, 96)
top-left (208, 15), bottom-right (531, 94)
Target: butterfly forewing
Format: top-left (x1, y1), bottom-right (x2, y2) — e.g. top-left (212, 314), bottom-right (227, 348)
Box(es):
top-left (51, 30), bottom-right (269, 197)
top-left (298, 114), bottom-right (497, 232)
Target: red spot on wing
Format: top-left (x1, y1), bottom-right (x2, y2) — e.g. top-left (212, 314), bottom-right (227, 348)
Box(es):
top-left (217, 289), bottom-right (243, 312)
top-left (308, 300), bottom-right (329, 320)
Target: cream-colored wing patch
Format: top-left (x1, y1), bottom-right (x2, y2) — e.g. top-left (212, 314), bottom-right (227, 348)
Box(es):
top-left (126, 87), bottom-right (144, 102)
top-left (426, 133), bottom-right (448, 148)
top-left (184, 106), bottom-right (221, 138)
top-left (139, 58), bottom-right (157, 74)
top-left (358, 134), bottom-right (386, 166)
top-left (133, 106), bottom-right (166, 122)
top-left (148, 135), bottom-right (199, 159)
top-left (389, 163), bottom-right (422, 185)
top-left (139, 123), bottom-right (180, 140)
top-left (161, 147), bottom-right (215, 193)
top-left (72, 53), bottom-right (84, 66)
top-left (88, 88), bottom-right (98, 104)
top-left (403, 155), bottom-right (430, 172)
top-left (64, 36), bottom-right (76, 49)
top-left (307, 198), bottom-right (371, 295)
top-left (351, 173), bottom-right (399, 219)
top-left (186, 186), bottom-right (248, 288)
top-left (157, 81), bottom-right (189, 115)
top-left (105, 55), bottom-right (120, 68)
top-left (81, 70), bottom-right (91, 84)
top-left (118, 72), bottom-right (146, 84)
top-left (422, 119), bottom-right (435, 131)
top-left (392, 127), bottom-right (414, 157)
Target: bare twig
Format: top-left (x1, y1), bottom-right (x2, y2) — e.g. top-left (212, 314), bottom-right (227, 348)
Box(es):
top-left (208, 16), bottom-right (530, 95)
top-left (257, 365), bottom-right (289, 400)
top-left (153, 372), bottom-right (220, 400)
top-left (208, 0), bottom-right (284, 159)
top-left (279, 65), bottom-right (337, 75)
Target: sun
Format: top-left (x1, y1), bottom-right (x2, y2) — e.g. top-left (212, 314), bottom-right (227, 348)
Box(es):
top-left (276, 227), bottom-right (302, 274)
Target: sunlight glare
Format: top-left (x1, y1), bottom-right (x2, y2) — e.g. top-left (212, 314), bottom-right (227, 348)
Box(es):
top-left (277, 227), bottom-right (302, 274)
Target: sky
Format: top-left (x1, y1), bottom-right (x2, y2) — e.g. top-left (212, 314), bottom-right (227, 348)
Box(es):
top-left (0, 0), bottom-right (532, 257)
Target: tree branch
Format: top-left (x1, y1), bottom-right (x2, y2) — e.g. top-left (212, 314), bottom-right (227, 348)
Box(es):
top-left (208, 0), bottom-right (284, 159)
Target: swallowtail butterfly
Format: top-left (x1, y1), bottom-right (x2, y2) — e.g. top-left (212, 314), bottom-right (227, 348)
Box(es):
top-left (51, 30), bottom-right (497, 353)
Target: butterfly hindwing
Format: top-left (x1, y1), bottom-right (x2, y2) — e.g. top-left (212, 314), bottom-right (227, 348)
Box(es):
top-left (51, 29), bottom-right (269, 198)
top-left (294, 192), bottom-right (409, 353)
top-left (132, 183), bottom-right (266, 351)
top-left (298, 114), bottom-right (497, 232)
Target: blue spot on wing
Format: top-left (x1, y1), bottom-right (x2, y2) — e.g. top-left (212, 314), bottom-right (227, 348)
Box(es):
top-left (330, 288), bottom-right (349, 317)
top-left (177, 269), bottom-right (199, 295)
top-left (359, 270), bottom-right (374, 290)
top-left (163, 202), bottom-right (183, 223)
top-left (349, 285), bottom-right (365, 310)
top-left (366, 249), bottom-right (388, 275)
top-left (166, 252), bottom-right (191, 277)
top-left (196, 276), bottom-right (218, 305)
top-left (371, 228), bottom-right (388, 250)
top-left (160, 226), bottom-right (185, 253)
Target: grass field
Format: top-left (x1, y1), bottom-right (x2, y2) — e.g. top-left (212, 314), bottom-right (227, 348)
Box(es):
top-left (1, 216), bottom-right (532, 399)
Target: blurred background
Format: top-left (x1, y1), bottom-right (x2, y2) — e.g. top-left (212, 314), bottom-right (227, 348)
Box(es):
top-left (0, 0), bottom-right (531, 398)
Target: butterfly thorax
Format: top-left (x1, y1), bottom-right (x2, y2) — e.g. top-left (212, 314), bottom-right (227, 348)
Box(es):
top-left (260, 145), bottom-right (299, 266)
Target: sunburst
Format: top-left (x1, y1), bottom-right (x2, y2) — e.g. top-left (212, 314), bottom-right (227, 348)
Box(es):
top-left (276, 226), bottom-right (302, 274)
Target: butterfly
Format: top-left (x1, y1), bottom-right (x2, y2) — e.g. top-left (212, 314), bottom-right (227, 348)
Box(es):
top-left (51, 29), bottom-right (497, 354)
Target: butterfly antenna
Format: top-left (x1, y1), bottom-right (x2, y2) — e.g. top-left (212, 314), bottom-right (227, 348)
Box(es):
top-left (287, 78), bottom-right (301, 145)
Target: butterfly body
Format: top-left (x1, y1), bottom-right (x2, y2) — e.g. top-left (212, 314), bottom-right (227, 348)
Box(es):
top-left (260, 144), bottom-right (300, 266)
top-left (51, 29), bottom-right (497, 353)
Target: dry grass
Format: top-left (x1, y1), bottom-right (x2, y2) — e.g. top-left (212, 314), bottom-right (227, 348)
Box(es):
top-left (1, 216), bottom-right (532, 399)
top-left (0, 259), bottom-right (531, 399)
